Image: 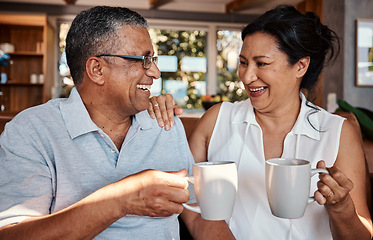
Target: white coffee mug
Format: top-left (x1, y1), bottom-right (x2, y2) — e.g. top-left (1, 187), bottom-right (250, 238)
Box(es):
top-left (183, 161), bottom-right (238, 220)
top-left (265, 158), bottom-right (328, 219)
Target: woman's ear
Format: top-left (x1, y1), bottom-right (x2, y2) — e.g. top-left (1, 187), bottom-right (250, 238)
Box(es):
top-left (86, 57), bottom-right (105, 85)
top-left (296, 56), bottom-right (310, 78)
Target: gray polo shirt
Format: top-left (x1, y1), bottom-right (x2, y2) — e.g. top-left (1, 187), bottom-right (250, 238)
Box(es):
top-left (0, 88), bottom-right (195, 239)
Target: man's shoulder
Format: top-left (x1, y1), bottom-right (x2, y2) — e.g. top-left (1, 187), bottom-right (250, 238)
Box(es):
top-left (135, 110), bottom-right (185, 132)
top-left (8, 98), bottom-right (66, 133)
top-left (14, 99), bottom-right (62, 119)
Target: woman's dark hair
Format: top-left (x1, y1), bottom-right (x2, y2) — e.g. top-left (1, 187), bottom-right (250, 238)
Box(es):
top-left (65, 6), bottom-right (148, 86)
top-left (241, 5), bottom-right (340, 101)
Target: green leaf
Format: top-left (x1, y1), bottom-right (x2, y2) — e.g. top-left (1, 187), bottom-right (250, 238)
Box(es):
top-left (337, 99), bottom-right (373, 140)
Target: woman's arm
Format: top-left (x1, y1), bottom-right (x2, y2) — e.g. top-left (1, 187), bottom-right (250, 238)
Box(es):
top-left (315, 120), bottom-right (373, 239)
top-left (188, 104), bottom-right (221, 163)
top-left (147, 94), bottom-right (221, 163)
top-left (180, 208), bottom-right (235, 240)
top-left (147, 95), bottom-right (221, 163)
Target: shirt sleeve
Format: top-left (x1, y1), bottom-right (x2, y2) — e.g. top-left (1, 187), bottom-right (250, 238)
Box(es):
top-left (174, 116), bottom-right (196, 205)
top-left (0, 119), bottom-right (54, 228)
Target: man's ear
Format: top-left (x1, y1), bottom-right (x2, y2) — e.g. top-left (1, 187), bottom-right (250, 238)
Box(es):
top-left (296, 56), bottom-right (310, 78)
top-left (86, 57), bottom-right (105, 85)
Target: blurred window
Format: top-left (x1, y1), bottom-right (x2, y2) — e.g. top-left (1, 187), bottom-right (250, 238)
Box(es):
top-left (58, 23), bottom-right (247, 109)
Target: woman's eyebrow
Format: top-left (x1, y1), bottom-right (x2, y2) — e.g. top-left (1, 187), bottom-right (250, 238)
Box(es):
top-left (253, 55), bottom-right (270, 60)
top-left (239, 54), bottom-right (247, 60)
top-left (239, 55), bottom-right (270, 61)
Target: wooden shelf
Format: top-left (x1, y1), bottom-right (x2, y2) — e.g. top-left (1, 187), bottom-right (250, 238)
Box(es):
top-left (0, 111), bottom-right (17, 117)
top-left (0, 13), bottom-right (55, 114)
top-left (8, 51), bottom-right (43, 56)
top-left (1, 82), bottom-right (43, 86)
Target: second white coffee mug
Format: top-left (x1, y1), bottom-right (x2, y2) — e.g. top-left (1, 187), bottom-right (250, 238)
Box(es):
top-left (183, 161), bottom-right (238, 220)
top-left (265, 158), bottom-right (328, 219)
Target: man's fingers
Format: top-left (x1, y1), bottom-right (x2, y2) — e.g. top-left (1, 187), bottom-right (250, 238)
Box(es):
top-left (124, 170), bottom-right (190, 217)
top-left (169, 168), bottom-right (188, 177)
top-left (166, 169), bottom-right (188, 189)
top-left (147, 199), bottom-right (185, 217)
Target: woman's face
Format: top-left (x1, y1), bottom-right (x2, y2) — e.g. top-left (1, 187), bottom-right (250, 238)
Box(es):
top-left (238, 32), bottom-right (303, 113)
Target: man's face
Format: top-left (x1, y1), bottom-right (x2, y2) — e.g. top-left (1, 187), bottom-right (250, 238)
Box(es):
top-left (101, 26), bottom-right (160, 117)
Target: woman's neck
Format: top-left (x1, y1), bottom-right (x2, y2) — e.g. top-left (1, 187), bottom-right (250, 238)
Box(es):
top-left (255, 95), bottom-right (301, 133)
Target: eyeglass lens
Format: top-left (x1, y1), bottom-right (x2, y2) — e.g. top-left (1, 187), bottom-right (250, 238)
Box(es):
top-left (144, 56), bottom-right (158, 69)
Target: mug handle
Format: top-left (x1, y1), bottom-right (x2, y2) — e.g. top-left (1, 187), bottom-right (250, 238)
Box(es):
top-left (308, 168), bottom-right (329, 203)
top-left (182, 176), bottom-right (202, 213)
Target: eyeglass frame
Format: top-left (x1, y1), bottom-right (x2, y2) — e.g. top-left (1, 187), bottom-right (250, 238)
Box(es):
top-left (96, 54), bottom-right (158, 70)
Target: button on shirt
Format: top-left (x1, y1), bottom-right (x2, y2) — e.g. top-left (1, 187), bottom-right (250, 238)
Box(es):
top-left (0, 87), bottom-right (195, 239)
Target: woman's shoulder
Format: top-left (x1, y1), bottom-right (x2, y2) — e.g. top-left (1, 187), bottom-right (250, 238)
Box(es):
top-left (303, 101), bottom-right (344, 126)
top-left (316, 107), bottom-right (344, 121)
top-left (193, 100), bottom-right (246, 137)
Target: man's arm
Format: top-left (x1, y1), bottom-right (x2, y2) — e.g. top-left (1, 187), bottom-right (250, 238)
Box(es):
top-left (0, 169), bottom-right (189, 240)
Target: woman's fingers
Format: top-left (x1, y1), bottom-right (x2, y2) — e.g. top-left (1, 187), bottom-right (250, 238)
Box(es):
top-left (328, 166), bottom-right (354, 191)
top-left (148, 95), bottom-right (183, 130)
top-left (162, 95), bottom-right (177, 130)
top-left (149, 97), bottom-right (164, 127)
top-left (315, 165), bottom-right (354, 206)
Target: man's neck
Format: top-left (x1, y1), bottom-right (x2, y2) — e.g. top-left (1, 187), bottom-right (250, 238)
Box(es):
top-left (81, 94), bottom-right (133, 150)
top-left (91, 108), bottom-right (133, 150)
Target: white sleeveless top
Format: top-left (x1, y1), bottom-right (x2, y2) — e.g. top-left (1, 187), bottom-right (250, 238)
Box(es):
top-left (208, 93), bottom-right (345, 240)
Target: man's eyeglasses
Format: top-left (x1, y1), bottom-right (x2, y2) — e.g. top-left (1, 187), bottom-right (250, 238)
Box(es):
top-left (96, 54), bottom-right (158, 70)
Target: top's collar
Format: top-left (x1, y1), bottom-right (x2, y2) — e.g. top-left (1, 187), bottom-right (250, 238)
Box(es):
top-left (231, 92), bottom-right (320, 140)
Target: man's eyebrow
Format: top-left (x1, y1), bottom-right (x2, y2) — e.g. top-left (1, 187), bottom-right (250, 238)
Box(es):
top-left (144, 50), bottom-right (152, 56)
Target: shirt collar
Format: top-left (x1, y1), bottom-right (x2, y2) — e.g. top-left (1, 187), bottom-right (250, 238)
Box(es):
top-left (60, 87), bottom-right (100, 139)
top-left (60, 88), bottom-right (154, 139)
top-left (291, 92), bottom-right (320, 140)
top-left (232, 99), bottom-right (258, 126)
top-left (232, 92), bottom-right (320, 140)
top-left (133, 110), bottom-right (154, 131)
top-left (232, 99), bottom-right (257, 125)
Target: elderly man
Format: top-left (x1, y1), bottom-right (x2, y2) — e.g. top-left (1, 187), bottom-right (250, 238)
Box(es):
top-left (0, 6), bottom-right (234, 239)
